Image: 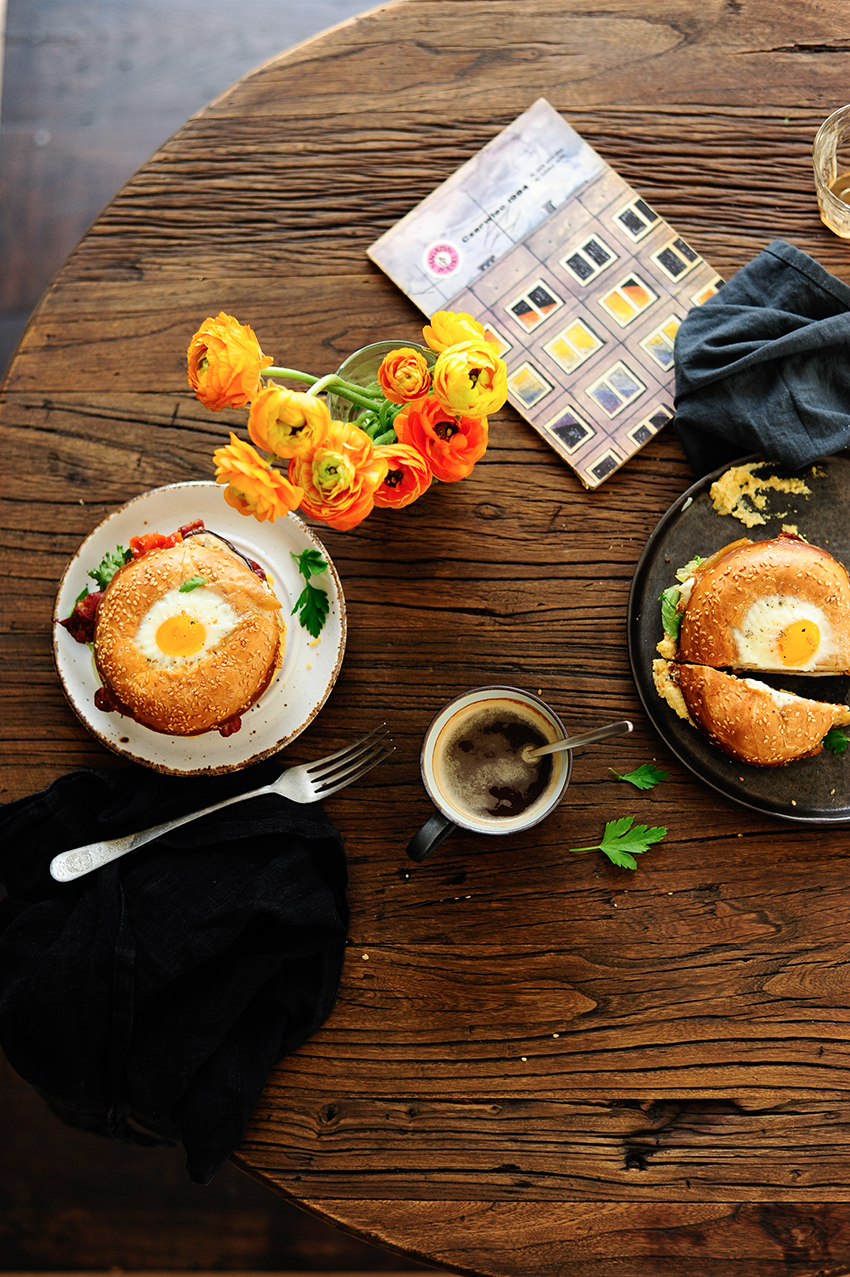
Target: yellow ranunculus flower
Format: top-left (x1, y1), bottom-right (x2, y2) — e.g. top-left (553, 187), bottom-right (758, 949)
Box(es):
top-left (213, 433), bottom-right (303, 523)
top-left (248, 386), bottom-right (330, 458)
top-left (187, 312), bottom-right (272, 411)
top-left (432, 340), bottom-right (508, 417)
top-left (422, 310), bottom-right (491, 353)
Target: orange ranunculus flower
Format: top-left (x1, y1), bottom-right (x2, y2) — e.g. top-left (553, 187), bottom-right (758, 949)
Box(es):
top-left (432, 340), bottom-right (508, 417)
top-left (376, 347), bottom-right (432, 404)
top-left (213, 434), bottom-right (303, 523)
top-left (288, 421), bottom-right (389, 532)
top-left (248, 385), bottom-right (330, 458)
top-left (372, 443), bottom-right (432, 509)
top-left (422, 310), bottom-right (491, 353)
top-left (394, 395), bottom-right (488, 483)
top-left (187, 312), bottom-right (272, 411)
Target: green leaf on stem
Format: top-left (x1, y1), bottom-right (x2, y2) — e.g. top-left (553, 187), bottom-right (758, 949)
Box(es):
top-left (88, 544), bottom-right (132, 591)
top-left (292, 548), bottom-right (327, 581)
top-left (610, 763), bottom-right (670, 790)
top-left (569, 816), bottom-right (667, 870)
top-left (291, 549), bottom-right (330, 638)
top-left (291, 583), bottom-right (330, 639)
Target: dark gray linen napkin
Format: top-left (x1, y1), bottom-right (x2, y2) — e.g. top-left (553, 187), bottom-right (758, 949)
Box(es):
top-left (673, 238), bottom-right (850, 476)
top-left (0, 761), bottom-right (348, 1184)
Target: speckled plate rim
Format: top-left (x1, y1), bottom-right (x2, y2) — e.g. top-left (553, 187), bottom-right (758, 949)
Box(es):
top-left (52, 481), bottom-right (347, 775)
top-left (627, 453), bottom-right (850, 825)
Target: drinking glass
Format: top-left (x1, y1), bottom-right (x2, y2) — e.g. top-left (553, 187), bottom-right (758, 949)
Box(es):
top-left (813, 104), bottom-right (850, 238)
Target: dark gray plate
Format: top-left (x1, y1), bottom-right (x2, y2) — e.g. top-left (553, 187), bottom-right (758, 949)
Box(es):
top-left (628, 453), bottom-right (850, 824)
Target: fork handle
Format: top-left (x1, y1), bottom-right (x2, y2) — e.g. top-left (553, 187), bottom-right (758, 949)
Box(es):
top-left (49, 782), bottom-right (275, 882)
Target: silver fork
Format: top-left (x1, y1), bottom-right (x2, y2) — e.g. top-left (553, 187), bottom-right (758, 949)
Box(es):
top-left (49, 725), bottom-right (393, 883)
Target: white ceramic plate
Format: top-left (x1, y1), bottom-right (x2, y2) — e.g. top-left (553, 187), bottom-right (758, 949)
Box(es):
top-left (52, 481), bottom-right (346, 775)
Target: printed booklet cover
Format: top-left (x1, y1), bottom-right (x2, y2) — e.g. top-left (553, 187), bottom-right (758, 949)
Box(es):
top-left (368, 98), bottom-right (722, 489)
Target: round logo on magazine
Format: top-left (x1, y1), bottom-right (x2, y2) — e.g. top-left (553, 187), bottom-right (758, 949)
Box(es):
top-left (425, 242), bottom-right (461, 275)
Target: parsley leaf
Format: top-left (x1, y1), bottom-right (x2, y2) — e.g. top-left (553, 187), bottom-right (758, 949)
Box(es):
top-left (569, 816), bottom-right (667, 871)
top-left (88, 544), bottom-right (132, 591)
top-left (290, 549), bottom-right (330, 637)
top-left (610, 763), bottom-right (670, 790)
top-left (179, 575), bottom-right (206, 593)
top-left (292, 548), bottom-right (328, 581)
top-left (292, 582), bottom-right (329, 639)
top-left (823, 727), bottom-right (849, 755)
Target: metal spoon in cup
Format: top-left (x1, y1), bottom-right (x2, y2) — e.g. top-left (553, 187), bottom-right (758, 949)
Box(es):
top-left (522, 719), bottom-right (633, 761)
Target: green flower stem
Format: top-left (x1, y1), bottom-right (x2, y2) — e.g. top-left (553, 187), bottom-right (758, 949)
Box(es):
top-left (263, 367), bottom-right (387, 413)
top-left (264, 366), bottom-right (320, 384)
top-left (332, 374), bottom-right (386, 397)
top-left (373, 428), bottom-right (399, 447)
top-left (379, 401), bottom-right (401, 430)
top-left (314, 375), bottom-right (385, 411)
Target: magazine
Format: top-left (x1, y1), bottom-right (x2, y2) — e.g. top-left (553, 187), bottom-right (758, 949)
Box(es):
top-left (368, 98), bottom-right (721, 489)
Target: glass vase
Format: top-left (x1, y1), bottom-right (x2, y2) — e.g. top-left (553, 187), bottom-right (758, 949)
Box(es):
top-left (325, 340), bottom-right (435, 423)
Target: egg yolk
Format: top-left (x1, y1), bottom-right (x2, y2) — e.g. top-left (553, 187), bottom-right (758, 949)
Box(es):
top-left (777, 618), bottom-right (820, 666)
top-left (155, 614), bottom-right (207, 657)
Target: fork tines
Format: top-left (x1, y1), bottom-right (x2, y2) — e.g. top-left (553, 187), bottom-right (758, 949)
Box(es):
top-left (308, 724), bottom-right (394, 793)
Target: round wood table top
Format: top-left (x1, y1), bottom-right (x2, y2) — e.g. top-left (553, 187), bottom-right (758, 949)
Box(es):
top-left (5, 2), bottom-right (850, 1273)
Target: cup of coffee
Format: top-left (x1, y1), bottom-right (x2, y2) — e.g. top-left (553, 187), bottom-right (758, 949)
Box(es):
top-left (406, 686), bottom-right (571, 862)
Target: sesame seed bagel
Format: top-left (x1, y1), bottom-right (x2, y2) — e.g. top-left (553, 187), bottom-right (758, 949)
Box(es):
top-left (678, 533), bottom-right (850, 673)
top-left (676, 663), bottom-right (850, 766)
top-left (93, 531), bottom-right (283, 736)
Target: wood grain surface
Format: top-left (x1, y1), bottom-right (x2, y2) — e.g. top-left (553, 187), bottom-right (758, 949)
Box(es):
top-left (5, 1), bottom-right (850, 1274)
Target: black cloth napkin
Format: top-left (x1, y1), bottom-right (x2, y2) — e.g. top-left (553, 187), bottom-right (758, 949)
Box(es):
top-left (0, 760), bottom-right (348, 1184)
top-left (673, 238), bottom-right (850, 477)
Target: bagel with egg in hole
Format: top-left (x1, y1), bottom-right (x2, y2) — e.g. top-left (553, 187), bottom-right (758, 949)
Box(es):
top-left (93, 529), bottom-right (284, 736)
top-left (660, 532), bottom-right (850, 675)
top-left (653, 659), bottom-right (850, 766)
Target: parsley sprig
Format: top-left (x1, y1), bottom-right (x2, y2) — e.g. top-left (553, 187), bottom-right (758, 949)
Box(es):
top-left (291, 548), bottom-right (330, 638)
top-left (569, 817), bottom-right (667, 871)
top-left (88, 544), bottom-right (132, 591)
top-left (823, 728), bottom-right (849, 755)
top-left (610, 763), bottom-right (670, 790)
top-left (75, 544), bottom-right (132, 602)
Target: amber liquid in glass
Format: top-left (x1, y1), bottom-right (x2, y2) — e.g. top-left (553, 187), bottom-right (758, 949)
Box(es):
top-left (829, 174), bottom-right (850, 204)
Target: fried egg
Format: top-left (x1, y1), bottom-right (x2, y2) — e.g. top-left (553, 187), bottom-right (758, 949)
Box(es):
top-left (731, 594), bottom-right (835, 671)
top-left (134, 587), bottom-right (240, 668)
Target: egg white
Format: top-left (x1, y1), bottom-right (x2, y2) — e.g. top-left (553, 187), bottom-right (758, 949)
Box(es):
top-left (731, 594), bottom-right (834, 670)
top-left (134, 587), bottom-right (240, 668)
top-left (741, 678), bottom-right (810, 707)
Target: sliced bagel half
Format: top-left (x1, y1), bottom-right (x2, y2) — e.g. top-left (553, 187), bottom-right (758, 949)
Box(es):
top-left (672, 662), bottom-right (850, 766)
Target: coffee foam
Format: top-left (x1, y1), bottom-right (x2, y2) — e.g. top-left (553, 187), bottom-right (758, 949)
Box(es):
top-left (432, 697), bottom-right (558, 824)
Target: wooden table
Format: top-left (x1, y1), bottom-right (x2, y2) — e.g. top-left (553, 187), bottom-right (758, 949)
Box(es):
top-left (5, 1), bottom-right (850, 1273)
